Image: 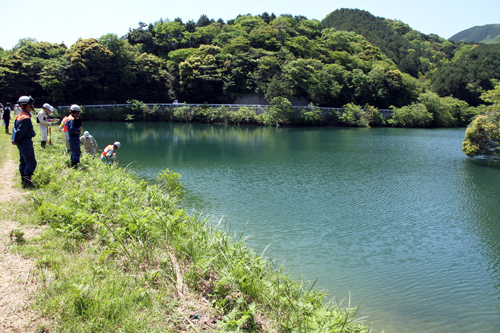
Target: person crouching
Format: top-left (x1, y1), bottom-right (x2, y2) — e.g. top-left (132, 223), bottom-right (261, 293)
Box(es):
top-left (80, 131), bottom-right (98, 156)
top-left (101, 142), bottom-right (121, 165)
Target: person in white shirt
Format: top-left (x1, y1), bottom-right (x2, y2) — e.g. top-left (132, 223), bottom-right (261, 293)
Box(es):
top-left (37, 103), bottom-right (56, 148)
top-left (14, 104), bottom-right (22, 115)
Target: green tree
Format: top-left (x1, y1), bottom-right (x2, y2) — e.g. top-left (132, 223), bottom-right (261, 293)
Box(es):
top-left (65, 38), bottom-right (114, 103)
top-left (0, 54), bottom-right (28, 102)
top-left (431, 44), bottom-right (500, 106)
top-left (265, 74), bottom-right (295, 102)
top-left (463, 85), bottom-right (500, 158)
top-left (38, 58), bottom-right (71, 104)
top-left (12, 37), bottom-right (38, 51)
top-left (338, 103), bottom-right (371, 127)
top-left (300, 103), bottom-right (322, 125)
top-left (418, 91), bottom-right (456, 127)
top-left (263, 96), bottom-right (294, 126)
top-left (196, 14), bottom-right (213, 28)
top-left (388, 103), bottom-right (433, 127)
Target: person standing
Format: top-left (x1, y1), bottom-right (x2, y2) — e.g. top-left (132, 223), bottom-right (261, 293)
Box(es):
top-left (11, 96), bottom-right (37, 187)
top-left (3, 102), bottom-right (11, 134)
top-left (14, 104), bottom-right (22, 116)
top-left (80, 131), bottom-right (98, 156)
top-left (59, 113), bottom-right (71, 152)
top-left (66, 104), bottom-right (82, 168)
top-left (37, 103), bottom-right (55, 148)
top-left (101, 142), bottom-right (121, 165)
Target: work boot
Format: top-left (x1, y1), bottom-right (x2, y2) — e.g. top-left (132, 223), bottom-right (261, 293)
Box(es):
top-left (22, 175), bottom-right (34, 188)
top-left (41, 141), bottom-right (46, 148)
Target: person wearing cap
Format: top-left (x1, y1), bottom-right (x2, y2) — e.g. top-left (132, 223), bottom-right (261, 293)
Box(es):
top-left (101, 142), bottom-right (121, 165)
top-left (12, 96), bottom-right (37, 187)
top-left (37, 103), bottom-right (55, 148)
top-left (66, 104), bottom-right (82, 168)
top-left (3, 102), bottom-right (12, 134)
top-left (80, 131), bottom-right (98, 156)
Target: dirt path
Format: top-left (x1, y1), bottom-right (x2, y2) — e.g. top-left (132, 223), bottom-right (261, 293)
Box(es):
top-left (0, 157), bottom-right (46, 332)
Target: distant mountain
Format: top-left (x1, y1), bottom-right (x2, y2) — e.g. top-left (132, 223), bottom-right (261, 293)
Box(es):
top-left (449, 24), bottom-right (500, 44)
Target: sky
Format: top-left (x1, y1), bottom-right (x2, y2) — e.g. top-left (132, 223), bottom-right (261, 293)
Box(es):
top-left (1, 0), bottom-right (499, 50)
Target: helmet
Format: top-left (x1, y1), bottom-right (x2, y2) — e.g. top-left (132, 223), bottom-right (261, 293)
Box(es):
top-left (114, 141), bottom-right (121, 149)
top-left (42, 103), bottom-right (54, 112)
top-left (84, 131), bottom-right (90, 137)
top-left (18, 95), bottom-right (35, 106)
top-left (69, 104), bottom-right (81, 112)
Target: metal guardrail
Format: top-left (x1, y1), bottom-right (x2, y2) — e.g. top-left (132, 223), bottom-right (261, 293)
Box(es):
top-left (58, 103), bottom-right (394, 117)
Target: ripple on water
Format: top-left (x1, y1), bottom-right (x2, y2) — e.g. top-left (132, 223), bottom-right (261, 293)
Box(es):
top-left (108, 125), bottom-right (500, 333)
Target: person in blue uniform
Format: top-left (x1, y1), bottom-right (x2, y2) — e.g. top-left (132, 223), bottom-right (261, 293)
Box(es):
top-left (66, 104), bottom-right (82, 168)
top-left (3, 102), bottom-right (11, 133)
top-left (11, 96), bottom-right (37, 187)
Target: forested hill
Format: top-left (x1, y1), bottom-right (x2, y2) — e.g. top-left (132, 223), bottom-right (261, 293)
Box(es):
top-left (321, 8), bottom-right (452, 78)
top-left (449, 24), bottom-right (500, 44)
top-left (1, 9), bottom-right (500, 111)
top-left (321, 8), bottom-right (500, 106)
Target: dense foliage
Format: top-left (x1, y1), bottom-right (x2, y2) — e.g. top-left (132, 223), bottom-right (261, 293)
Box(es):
top-left (430, 44), bottom-right (500, 106)
top-left (463, 85), bottom-right (500, 159)
top-left (321, 8), bottom-right (453, 78)
top-left (1, 9), bottom-right (498, 126)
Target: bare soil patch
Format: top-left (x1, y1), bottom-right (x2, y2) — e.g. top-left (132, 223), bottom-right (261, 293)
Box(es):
top-left (0, 158), bottom-right (46, 332)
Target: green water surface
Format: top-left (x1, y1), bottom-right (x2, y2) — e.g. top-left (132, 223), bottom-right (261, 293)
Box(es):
top-left (85, 122), bottom-right (500, 332)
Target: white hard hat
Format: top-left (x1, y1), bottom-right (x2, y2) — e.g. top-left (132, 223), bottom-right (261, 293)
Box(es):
top-left (84, 131), bottom-right (90, 137)
top-left (69, 104), bottom-right (81, 112)
top-left (114, 141), bottom-right (121, 149)
top-left (18, 95), bottom-right (35, 106)
top-left (42, 103), bottom-right (54, 112)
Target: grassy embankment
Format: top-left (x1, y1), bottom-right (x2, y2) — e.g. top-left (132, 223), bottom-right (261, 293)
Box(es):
top-left (0, 116), bottom-right (369, 333)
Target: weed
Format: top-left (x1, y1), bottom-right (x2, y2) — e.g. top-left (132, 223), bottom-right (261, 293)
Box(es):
top-left (9, 229), bottom-right (25, 244)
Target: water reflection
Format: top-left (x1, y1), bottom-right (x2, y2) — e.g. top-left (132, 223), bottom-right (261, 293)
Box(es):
top-left (83, 122), bottom-right (500, 332)
top-left (459, 159), bottom-right (500, 300)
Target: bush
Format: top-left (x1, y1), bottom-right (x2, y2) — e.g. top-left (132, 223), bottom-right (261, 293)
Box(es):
top-left (337, 103), bottom-right (385, 127)
top-left (236, 106), bottom-right (256, 125)
top-left (388, 103), bottom-right (433, 127)
top-left (262, 97), bottom-right (294, 126)
top-left (172, 105), bottom-right (192, 122)
top-left (300, 104), bottom-right (322, 126)
top-left (462, 111), bottom-right (500, 158)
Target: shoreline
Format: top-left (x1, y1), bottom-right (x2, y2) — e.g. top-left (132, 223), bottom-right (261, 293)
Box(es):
top-left (0, 118), bottom-right (370, 332)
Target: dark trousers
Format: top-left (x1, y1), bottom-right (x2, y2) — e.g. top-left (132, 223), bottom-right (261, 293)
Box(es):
top-left (69, 136), bottom-right (81, 164)
top-left (17, 139), bottom-right (37, 176)
top-left (4, 119), bottom-right (9, 133)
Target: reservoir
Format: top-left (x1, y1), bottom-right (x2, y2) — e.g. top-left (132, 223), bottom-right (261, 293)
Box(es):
top-left (85, 121), bottom-right (500, 332)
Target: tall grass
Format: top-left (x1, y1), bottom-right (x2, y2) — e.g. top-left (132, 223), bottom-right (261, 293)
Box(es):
top-left (1, 117), bottom-right (370, 332)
